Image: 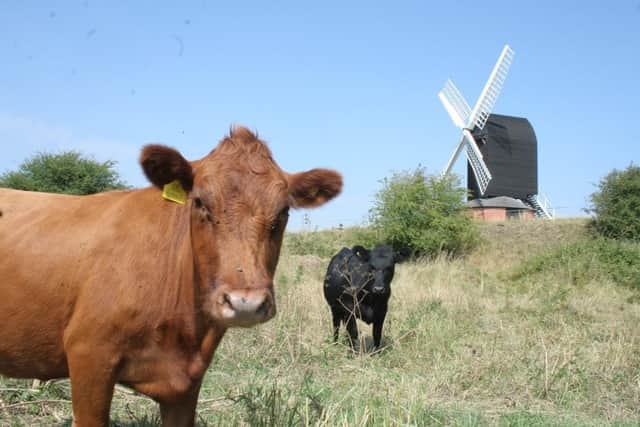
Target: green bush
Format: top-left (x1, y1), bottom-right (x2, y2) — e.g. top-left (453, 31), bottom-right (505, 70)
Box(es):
top-left (368, 167), bottom-right (479, 257)
top-left (586, 164), bottom-right (640, 241)
top-left (0, 151), bottom-right (128, 195)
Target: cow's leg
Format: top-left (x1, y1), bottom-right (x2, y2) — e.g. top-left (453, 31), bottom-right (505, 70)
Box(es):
top-left (345, 315), bottom-right (359, 350)
top-left (67, 350), bottom-right (116, 427)
top-left (160, 381), bottom-right (202, 427)
top-left (372, 309), bottom-right (387, 349)
top-left (330, 308), bottom-right (342, 343)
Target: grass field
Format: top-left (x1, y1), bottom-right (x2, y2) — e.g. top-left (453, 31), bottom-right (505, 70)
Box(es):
top-left (1, 219), bottom-right (639, 426)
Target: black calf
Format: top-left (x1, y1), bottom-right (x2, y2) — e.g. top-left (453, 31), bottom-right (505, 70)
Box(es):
top-left (323, 245), bottom-right (403, 349)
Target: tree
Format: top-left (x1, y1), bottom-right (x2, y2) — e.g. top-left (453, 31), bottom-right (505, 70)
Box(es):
top-left (0, 151), bottom-right (129, 195)
top-left (587, 164), bottom-right (640, 241)
top-left (368, 166), bottom-right (479, 257)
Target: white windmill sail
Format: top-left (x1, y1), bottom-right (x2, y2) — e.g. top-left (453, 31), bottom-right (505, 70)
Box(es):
top-left (463, 130), bottom-right (492, 193)
top-left (468, 45), bottom-right (515, 131)
top-left (437, 79), bottom-right (471, 129)
top-left (439, 44), bottom-right (514, 196)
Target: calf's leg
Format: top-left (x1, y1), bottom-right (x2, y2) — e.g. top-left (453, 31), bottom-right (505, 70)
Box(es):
top-left (330, 307), bottom-right (342, 343)
top-left (372, 309), bottom-right (387, 349)
top-left (345, 315), bottom-right (359, 349)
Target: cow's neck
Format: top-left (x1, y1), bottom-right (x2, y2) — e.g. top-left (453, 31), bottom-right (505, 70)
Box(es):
top-left (184, 199), bottom-right (228, 368)
top-left (151, 194), bottom-right (226, 366)
top-left (186, 323), bottom-right (226, 380)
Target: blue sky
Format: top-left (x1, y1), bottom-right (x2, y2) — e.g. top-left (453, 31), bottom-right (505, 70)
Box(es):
top-left (1, 1), bottom-right (639, 230)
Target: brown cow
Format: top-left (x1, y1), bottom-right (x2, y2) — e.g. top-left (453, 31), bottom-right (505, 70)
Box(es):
top-left (0, 126), bottom-right (342, 426)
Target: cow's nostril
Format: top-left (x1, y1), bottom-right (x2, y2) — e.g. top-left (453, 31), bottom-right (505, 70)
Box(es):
top-left (219, 290), bottom-right (274, 325)
top-left (256, 299), bottom-right (269, 317)
top-left (222, 292), bottom-right (232, 307)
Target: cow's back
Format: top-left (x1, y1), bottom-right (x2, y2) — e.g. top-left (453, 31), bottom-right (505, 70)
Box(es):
top-left (0, 188), bottom-right (187, 379)
top-left (323, 248), bottom-right (352, 304)
top-left (1, 189), bottom-right (113, 377)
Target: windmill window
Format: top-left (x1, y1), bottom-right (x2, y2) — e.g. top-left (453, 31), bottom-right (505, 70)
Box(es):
top-left (506, 209), bottom-right (525, 219)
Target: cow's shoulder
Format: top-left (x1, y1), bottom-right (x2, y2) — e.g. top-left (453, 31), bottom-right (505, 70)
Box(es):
top-left (333, 247), bottom-right (353, 262)
top-left (324, 247), bottom-right (355, 289)
top-left (326, 247), bottom-right (353, 273)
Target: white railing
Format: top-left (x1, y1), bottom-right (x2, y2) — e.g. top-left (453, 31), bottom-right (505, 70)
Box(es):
top-left (537, 193), bottom-right (555, 219)
top-left (527, 193), bottom-right (555, 219)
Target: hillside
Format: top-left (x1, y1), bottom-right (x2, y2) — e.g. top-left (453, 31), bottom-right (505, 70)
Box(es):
top-left (1, 218), bottom-right (639, 426)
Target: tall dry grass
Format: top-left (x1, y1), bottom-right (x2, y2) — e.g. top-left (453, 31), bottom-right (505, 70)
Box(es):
top-left (1, 218), bottom-right (639, 426)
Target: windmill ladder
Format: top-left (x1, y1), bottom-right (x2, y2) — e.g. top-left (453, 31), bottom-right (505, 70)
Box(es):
top-left (525, 194), bottom-right (554, 219)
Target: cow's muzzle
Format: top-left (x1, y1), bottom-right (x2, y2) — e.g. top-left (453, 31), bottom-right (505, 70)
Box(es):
top-left (371, 286), bottom-right (386, 294)
top-left (219, 288), bottom-right (275, 327)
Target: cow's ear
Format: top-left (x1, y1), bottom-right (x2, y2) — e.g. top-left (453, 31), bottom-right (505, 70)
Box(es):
top-left (394, 247), bottom-right (411, 264)
top-left (352, 245), bottom-right (370, 262)
top-left (287, 169), bottom-right (342, 208)
top-left (140, 144), bottom-right (194, 192)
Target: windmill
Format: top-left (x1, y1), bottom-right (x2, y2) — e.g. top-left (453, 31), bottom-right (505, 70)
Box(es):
top-left (438, 44), bottom-right (553, 219)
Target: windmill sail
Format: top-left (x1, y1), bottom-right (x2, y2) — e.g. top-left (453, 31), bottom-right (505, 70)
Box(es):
top-left (443, 131), bottom-right (492, 194)
top-left (443, 134), bottom-right (467, 176)
top-left (438, 79), bottom-right (471, 129)
top-left (468, 45), bottom-right (514, 131)
top-left (440, 44), bottom-right (514, 196)
top-left (463, 130), bottom-right (492, 194)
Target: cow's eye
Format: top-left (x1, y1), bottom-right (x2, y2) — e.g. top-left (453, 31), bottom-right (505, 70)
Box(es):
top-left (270, 207), bottom-right (289, 234)
top-left (194, 198), bottom-right (216, 223)
top-left (270, 218), bottom-right (282, 233)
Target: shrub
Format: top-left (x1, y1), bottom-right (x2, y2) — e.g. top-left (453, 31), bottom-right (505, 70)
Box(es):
top-left (0, 151), bottom-right (129, 195)
top-left (586, 164), bottom-right (640, 241)
top-left (368, 167), bottom-right (479, 257)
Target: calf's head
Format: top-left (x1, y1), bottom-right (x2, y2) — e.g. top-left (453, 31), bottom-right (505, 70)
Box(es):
top-left (368, 245), bottom-right (397, 294)
top-left (141, 126), bottom-right (342, 327)
top-left (345, 245), bottom-right (402, 295)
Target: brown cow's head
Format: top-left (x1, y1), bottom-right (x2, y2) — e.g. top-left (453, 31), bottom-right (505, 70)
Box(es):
top-left (140, 126), bottom-right (342, 328)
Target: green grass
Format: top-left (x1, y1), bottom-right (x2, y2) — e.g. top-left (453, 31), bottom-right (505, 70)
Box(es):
top-left (282, 226), bottom-right (378, 258)
top-left (1, 218), bottom-right (639, 426)
top-left (510, 237), bottom-right (640, 291)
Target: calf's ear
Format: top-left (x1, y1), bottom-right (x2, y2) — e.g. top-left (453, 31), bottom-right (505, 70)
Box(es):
top-left (394, 247), bottom-right (412, 264)
top-left (287, 169), bottom-right (342, 208)
top-left (140, 144), bottom-right (194, 192)
top-left (352, 245), bottom-right (370, 262)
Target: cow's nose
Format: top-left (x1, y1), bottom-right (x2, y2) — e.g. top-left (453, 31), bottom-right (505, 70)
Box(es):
top-left (372, 286), bottom-right (385, 294)
top-left (221, 289), bottom-right (275, 326)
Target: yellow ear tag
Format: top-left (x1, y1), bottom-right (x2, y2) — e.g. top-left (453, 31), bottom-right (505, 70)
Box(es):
top-left (162, 180), bottom-right (187, 205)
